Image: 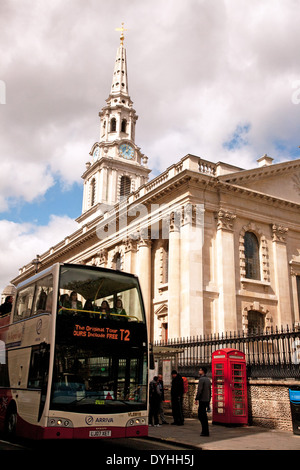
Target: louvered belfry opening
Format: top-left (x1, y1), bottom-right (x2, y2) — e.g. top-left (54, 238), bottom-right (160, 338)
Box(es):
top-left (120, 175), bottom-right (131, 199)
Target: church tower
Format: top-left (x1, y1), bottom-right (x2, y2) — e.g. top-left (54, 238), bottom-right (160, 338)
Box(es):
top-left (79, 25), bottom-right (151, 224)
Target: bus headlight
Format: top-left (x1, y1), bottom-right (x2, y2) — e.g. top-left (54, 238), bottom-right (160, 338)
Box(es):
top-left (126, 418), bottom-right (146, 427)
top-left (48, 417), bottom-right (73, 428)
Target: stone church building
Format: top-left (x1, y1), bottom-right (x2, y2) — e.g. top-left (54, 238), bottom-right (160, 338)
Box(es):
top-left (11, 33), bottom-right (300, 343)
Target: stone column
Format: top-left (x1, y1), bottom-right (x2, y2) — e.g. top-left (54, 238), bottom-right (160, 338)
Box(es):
top-left (180, 204), bottom-right (204, 337)
top-left (137, 234), bottom-right (152, 339)
top-left (271, 224), bottom-right (292, 326)
top-left (123, 236), bottom-right (137, 273)
top-left (290, 266), bottom-right (300, 324)
top-left (215, 209), bottom-right (237, 333)
top-left (108, 169), bottom-right (117, 205)
top-left (100, 167), bottom-right (108, 203)
top-left (168, 211), bottom-right (181, 339)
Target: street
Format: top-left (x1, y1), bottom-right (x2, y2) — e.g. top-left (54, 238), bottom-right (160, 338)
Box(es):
top-left (0, 435), bottom-right (200, 455)
top-left (0, 436), bottom-right (202, 468)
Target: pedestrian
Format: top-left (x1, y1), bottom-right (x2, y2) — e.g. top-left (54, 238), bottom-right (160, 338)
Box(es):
top-left (195, 366), bottom-right (211, 436)
top-left (0, 296), bottom-right (13, 316)
top-left (157, 374), bottom-right (168, 424)
top-left (149, 376), bottom-right (161, 426)
top-left (171, 370), bottom-right (184, 425)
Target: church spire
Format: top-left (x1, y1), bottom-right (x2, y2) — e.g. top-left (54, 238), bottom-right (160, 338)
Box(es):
top-left (80, 26), bottom-right (151, 220)
top-left (110, 34), bottom-right (129, 98)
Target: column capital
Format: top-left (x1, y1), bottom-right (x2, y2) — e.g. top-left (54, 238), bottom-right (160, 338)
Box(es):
top-left (98, 248), bottom-right (108, 265)
top-left (215, 209), bottom-right (236, 231)
top-left (181, 203), bottom-right (205, 228)
top-left (271, 224), bottom-right (288, 243)
top-left (137, 237), bottom-right (152, 249)
top-left (169, 210), bottom-right (181, 232)
top-left (123, 236), bottom-right (138, 253)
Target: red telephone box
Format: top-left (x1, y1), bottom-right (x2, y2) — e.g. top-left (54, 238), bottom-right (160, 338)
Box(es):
top-left (212, 348), bottom-right (248, 425)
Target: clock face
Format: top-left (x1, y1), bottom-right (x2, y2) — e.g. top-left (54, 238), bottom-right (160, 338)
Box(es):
top-left (119, 143), bottom-right (134, 160)
top-left (93, 147), bottom-right (100, 161)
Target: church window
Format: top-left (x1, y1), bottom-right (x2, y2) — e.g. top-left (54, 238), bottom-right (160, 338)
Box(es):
top-left (248, 310), bottom-right (265, 335)
top-left (120, 176), bottom-right (131, 199)
top-left (113, 252), bottom-right (122, 271)
top-left (161, 322), bottom-right (168, 342)
top-left (244, 232), bottom-right (260, 280)
top-left (110, 118), bottom-right (116, 132)
top-left (121, 119), bottom-right (127, 133)
top-left (90, 178), bottom-right (96, 207)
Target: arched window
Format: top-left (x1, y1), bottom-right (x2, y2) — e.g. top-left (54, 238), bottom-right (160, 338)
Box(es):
top-left (248, 310), bottom-right (265, 335)
top-left (244, 232), bottom-right (260, 280)
top-left (114, 253), bottom-right (122, 271)
top-left (120, 176), bottom-right (131, 199)
top-left (101, 120), bottom-right (106, 137)
top-left (110, 117), bottom-right (116, 132)
top-left (121, 119), bottom-right (127, 133)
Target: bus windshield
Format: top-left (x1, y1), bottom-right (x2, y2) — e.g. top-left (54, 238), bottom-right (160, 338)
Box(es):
top-left (58, 264), bottom-right (145, 323)
top-left (51, 265), bottom-right (148, 414)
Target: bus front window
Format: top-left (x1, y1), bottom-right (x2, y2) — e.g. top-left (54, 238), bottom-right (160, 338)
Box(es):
top-left (51, 345), bottom-right (147, 413)
top-left (51, 265), bottom-right (147, 414)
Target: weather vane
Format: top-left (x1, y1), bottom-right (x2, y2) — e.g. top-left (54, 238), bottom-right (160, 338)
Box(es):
top-left (115, 22), bottom-right (128, 45)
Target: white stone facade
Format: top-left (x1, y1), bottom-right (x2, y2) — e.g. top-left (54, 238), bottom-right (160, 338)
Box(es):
top-left (11, 39), bottom-right (300, 343)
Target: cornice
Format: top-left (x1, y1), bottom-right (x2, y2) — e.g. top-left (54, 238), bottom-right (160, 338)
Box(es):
top-left (82, 153), bottom-right (150, 180)
top-left (219, 158), bottom-right (300, 184)
top-left (216, 179), bottom-right (300, 210)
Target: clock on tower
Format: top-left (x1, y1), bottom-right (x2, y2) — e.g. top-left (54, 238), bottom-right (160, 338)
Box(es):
top-left (119, 143), bottom-right (134, 160)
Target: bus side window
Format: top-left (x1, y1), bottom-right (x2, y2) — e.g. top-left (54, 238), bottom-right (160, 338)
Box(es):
top-left (14, 285), bottom-right (35, 322)
top-left (28, 343), bottom-right (50, 389)
top-left (32, 275), bottom-right (54, 316)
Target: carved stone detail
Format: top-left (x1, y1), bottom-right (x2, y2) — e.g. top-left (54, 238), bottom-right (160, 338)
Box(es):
top-left (271, 224), bottom-right (288, 243)
top-left (215, 209), bottom-right (236, 231)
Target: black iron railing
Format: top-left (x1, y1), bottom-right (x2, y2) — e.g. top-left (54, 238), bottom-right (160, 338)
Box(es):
top-left (154, 325), bottom-right (300, 378)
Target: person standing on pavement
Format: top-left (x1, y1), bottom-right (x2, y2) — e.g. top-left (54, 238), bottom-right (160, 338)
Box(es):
top-left (149, 376), bottom-right (161, 426)
top-left (195, 366), bottom-right (211, 436)
top-left (157, 374), bottom-right (168, 424)
top-left (171, 370), bottom-right (184, 425)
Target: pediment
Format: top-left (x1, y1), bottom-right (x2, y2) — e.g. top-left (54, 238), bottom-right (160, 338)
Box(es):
top-left (220, 159), bottom-right (300, 204)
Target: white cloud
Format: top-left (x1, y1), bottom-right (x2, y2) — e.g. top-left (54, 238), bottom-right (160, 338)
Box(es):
top-left (0, 215), bottom-right (78, 294)
top-left (0, 0), bottom-right (300, 286)
top-left (1, 0), bottom-right (299, 195)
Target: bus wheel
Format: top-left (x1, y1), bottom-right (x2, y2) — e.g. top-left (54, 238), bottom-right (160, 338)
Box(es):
top-left (5, 403), bottom-right (17, 438)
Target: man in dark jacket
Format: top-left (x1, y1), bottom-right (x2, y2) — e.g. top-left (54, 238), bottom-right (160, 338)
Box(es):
top-left (149, 376), bottom-right (161, 426)
top-left (171, 370), bottom-right (184, 425)
top-left (195, 366), bottom-right (211, 436)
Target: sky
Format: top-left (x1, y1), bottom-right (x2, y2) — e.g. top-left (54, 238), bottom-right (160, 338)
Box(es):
top-left (1, 0), bottom-right (300, 293)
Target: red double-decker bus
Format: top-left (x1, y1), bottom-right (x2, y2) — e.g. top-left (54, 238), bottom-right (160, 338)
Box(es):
top-left (0, 263), bottom-right (148, 440)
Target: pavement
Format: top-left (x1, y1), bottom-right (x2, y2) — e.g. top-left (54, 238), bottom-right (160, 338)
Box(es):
top-left (148, 416), bottom-right (300, 451)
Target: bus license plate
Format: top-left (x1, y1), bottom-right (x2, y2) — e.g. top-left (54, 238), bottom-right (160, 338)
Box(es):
top-left (89, 430), bottom-right (111, 437)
